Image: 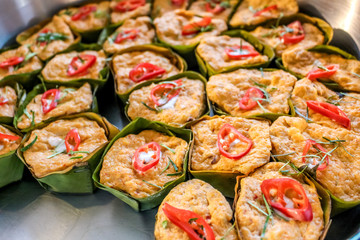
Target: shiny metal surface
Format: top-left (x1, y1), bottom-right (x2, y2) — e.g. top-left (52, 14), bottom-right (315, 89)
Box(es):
top-left (0, 1), bottom-right (360, 240)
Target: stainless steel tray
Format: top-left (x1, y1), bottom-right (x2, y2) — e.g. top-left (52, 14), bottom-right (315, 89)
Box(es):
top-left (0, 0), bottom-right (359, 239)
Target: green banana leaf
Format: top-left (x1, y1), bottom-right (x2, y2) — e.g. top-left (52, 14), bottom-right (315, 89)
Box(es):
top-left (210, 68), bottom-right (295, 121)
top-left (276, 45), bottom-right (358, 91)
top-left (123, 71), bottom-right (210, 128)
top-left (93, 117), bottom-right (193, 211)
top-left (16, 112), bottom-right (119, 194)
top-left (0, 124), bottom-right (24, 188)
top-left (196, 30), bottom-right (275, 77)
top-left (16, 18), bottom-right (82, 62)
top-left (113, 44), bottom-right (187, 103)
top-left (13, 83), bottom-right (99, 133)
top-left (0, 82), bottom-right (24, 125)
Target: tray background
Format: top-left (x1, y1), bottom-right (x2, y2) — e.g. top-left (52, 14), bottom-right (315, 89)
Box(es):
top-left (0, 0), bottom-right (360, 239)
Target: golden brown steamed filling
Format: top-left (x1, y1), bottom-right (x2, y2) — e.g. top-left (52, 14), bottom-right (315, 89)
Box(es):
top-left (20, 16), bottom-right (75, 61)
top-left (191, 116), bottom-right (271, 174)
top-left (41, 50), bottom-right (106, 82)
top-left (230, 0), bottom-right (298, 27)
top-left (270, 116), bottom-right (360, 202)
top-left (23, 117), bottom-right (108, 178)
top-left (207, 69), bottom-right (296, 117)
top-left (127, 78), bottom-right (206, 127)
top-left (0, 86), bottom-right (17, 118)
top-left (152, 0), bottom-right (188, 18)
top-left (197, 35), bottom-right (269, 72)
top-left (0, 125), bottom-right (21, 156)
top-left (0, 45), bottom-right (43, 80)
top-left (236, 162), bottom-right (324, 240)
top-left (154, 179), bottom-right (238, 240)
top-left (189, 0), bottom-right (238, 21)
top-left (113, 51), bottom-right (180, 94)
top-left (282, 47), bottom-right (360, 92)
top-left (100, 130), bottom-right (188, 199)
top-left (59, 1), bottom-right (110, 33)
top-left (17, 83), bottom-right (93, 130)
top-left (154, 10), bottom-right (227, 46)
top-left (103, 16), bottom-right (155, 54)
top-left (110, 0), bottom-right (151, 25)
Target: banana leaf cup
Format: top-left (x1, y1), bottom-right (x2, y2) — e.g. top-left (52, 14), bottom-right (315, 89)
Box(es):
top-left (123, 71), bottom-right (210, 128)
top-left (276, 45), bottom-right (357, 91)
top-left (195, 30), bottom-right (275, 77)
top-left (233, 164), bottom-right (332, 240)
top-left (0, 124), bottom-right (24, 188)
top-left (13, 83), bottom-right (99, 133)
top-left (210, 68), bottom-right (295, 122)
top-left (112, 44), bottom-right (187, 103)
top-left (0, 82), bottom-right (24, 125)
top-left (93, 117), bottom-right (193, 211)
top-left (16, 112), bottom-right (119, 194)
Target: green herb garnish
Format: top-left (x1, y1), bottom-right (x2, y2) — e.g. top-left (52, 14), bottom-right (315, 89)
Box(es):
top-left (166, 172), bottom-right (182, 176)
top-left (160, 160), bottom-right (170, 175)
top-left (160, 144), bottom-right (176, 154)
top-left (168, 157), bottom-right (178, 172)
top-left (188, 218), bottom-right (198, 224)
top-left (220, 223), bottom-right (235, 240)
top-left (142, 180), bottom-right (163, 189)
top-left (21, 134), bottom-right (37, 152)
top-left (36, 32), bottom-right (69, 46)
top-left (142, 102), bottom-right (161, 113)
top-left (69, 156), bottom-right (83, 160)
top-left (162, 220), bottom-right (168, 229)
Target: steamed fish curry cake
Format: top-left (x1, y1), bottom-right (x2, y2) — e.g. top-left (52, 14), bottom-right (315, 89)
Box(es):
top-left (152, 0), bottom-right (188, 18)
top-left (103, 16), bottom-right (155, 54)
top-left (196, 35), bottom-right (269, 72)
top-left (154, 10), bottom-right (227, 47)
top-left (282, 47), bottom-right (360, 92)
top-left (100, 130), bottom-right (188, 199)
top-left (207, 69), bottom-right (296, 117)
top-left (189, 0), bottom-right (238, 21)
top-left (230, 0), bottom-right (298, 27)
top-left (113, 51), bottom-right (180, 94)
top-left (0, 86), bottom-right (17, 118)
top-left (191, 116), bottom-right (271, 175)
top-left (291, 78), bottom-right (360, 133)
top-left (154, 179), bottom-right (238, 240)
top-left (236, 162), bottom-right (324, 240)
top-left (110, 0), bottom-right (151, 25)
top-left (22, 117), bottom-right (107, 178)
top-left (20, 16), bottom-right (75, 61)
top-left (17, 83), bottom-right (93, 130)
top-left (59, 1), bottom-right (110, 33)
top-left (0, 45), bottom-right (43, 80)
top-left (0, 125), bottom-right (21, 156)
top-left (270, 116), bottom-right (360, 202)
top-left (251, 20), bottom-right (324, 57)
top-left (127, 78), bottom-right (206, 127)
top-left (41, 50), bottom-right (106, 82)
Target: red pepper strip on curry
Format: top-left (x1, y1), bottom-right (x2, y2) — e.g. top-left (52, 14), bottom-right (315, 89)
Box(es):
top-left (129, 62), bottom-right (166, 83)
top-left (41, 89), bottom-right (61, 115)
top-left (302, 139), bottom-right (329, 171)
top-left (239, 87), bottom-right (264, 110)
top-left (67, 54), bottom-right (97, 77)
top-left (133, 142), bottom-right (161, 173)
top-left (150, 80), bottom-right (182, 107)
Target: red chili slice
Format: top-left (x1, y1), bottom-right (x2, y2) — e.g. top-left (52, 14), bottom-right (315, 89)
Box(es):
top-left (114, 29), bottom-right (139, 43)
top-left (41, 89), bottom-right (61, 114)
top-left (0, 96), bottom-right (9, 105)
top-left (181, 16), bottom-right (212, 36)
top-left (302, 139), bottom-right (329, 171)
top-left (37, 28), bottom-right (51, 47)
top-left (129, 62), bottom-right (166, 83)
top-left (253, 5), bottom-right (278, 17)
top-left (114, 0), bottom-right (146, 12)
top-left (0, 133), bottom-right (21, 141)
top-left (239, 87), bottom-right (264, 110)
top-left (261, 178), bottom-right (313, 222)
top-left (163, 203), bottom-right (215, 240)
top-left (306, 64), bottom-right (339, 80)
top-left (280, 20), bottom-right (305, 45)
top-left (71, 5), bottom-right (97, 21)
top-left (225, 45), bottom-right (260, 60)
top-left (205, 1), bottom-right (225, 14)
top-left (65, 129), bottom-right (81, 153)
top-left (0, 56), bottom-right (24, 68)
top-left (217, 123), bottom-right (253, 160)
top-left (67, 54), bottom-right (97, 77)
top-left (171, 0), bottom-right (186, 6)
top-left (150, 79), bottom-right (182, 107)
top-left (306, 100), bottom-right (351, 129)
top-left (133, 142), bottom-right (161, 173)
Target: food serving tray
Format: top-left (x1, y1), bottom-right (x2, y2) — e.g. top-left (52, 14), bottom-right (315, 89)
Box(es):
top-left (0, 0), bottom-right (360, 239)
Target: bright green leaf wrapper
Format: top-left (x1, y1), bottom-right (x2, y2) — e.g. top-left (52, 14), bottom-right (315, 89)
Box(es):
top-left (113, 44), bottom-right (187, 103)
top-left (16, 112), bottom-right (119, 194)
top-left (0, 82), bottom-right (24, 125)
top-left (93, 117), bottom-right (193, 212)
top-left (13, 83), bottom-right (99, 133)
top-left (123, 71), bottom-right (210, 128)
top-left (196, 30), bottom-right (275, 77)
top-left (0, 124), bottom-right (24, 188)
